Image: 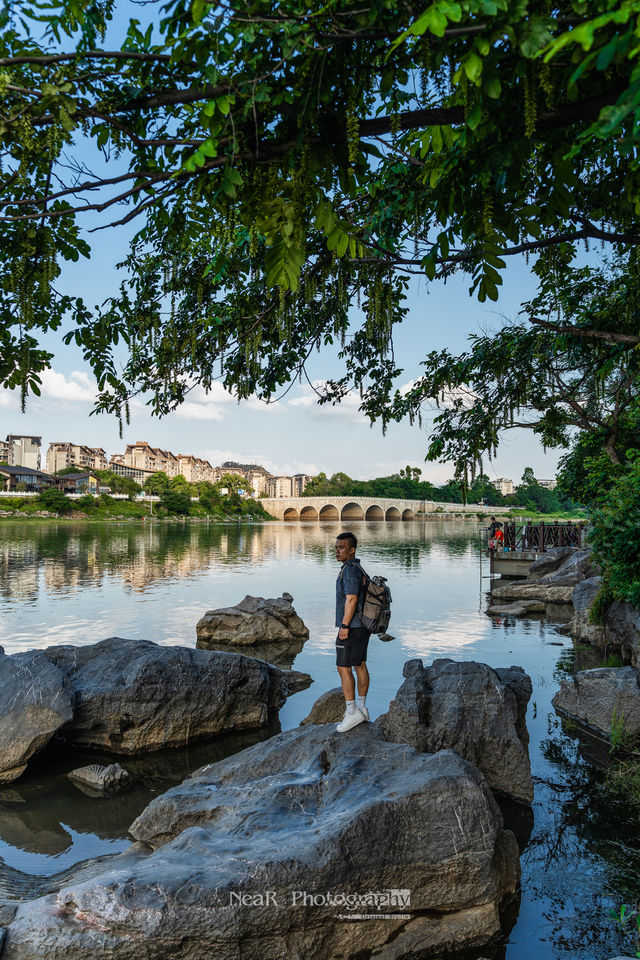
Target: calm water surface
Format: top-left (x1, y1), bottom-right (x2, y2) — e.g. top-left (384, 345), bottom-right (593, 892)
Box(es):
top-left (1, 519), bottom-right (639, 958)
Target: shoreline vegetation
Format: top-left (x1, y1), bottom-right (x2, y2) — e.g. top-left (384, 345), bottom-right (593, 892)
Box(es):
top-left (0, 465), bottom-right (587, 524)
top-left (0, 492), bottom-right (275, 523)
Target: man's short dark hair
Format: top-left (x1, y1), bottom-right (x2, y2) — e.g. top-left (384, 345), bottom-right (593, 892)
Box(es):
top-left (337, 531), bottom-right (357, 549)
top-left (491, 516), bottom-right (496, 521)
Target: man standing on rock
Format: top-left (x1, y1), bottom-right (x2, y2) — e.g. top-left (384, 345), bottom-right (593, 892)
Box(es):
top-left (334, 531), bottom-right (370, 732)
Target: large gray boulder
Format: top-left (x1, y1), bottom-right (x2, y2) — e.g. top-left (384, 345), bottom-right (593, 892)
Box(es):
top-left (0, 650), bottom-right (73, 784)
top-left (3, 723), bottom-right (520, 960)
top-left (552, 666), bottom-right (640, 738)
top-left (568, 577), bottom-right (640, 668)
top-left (196, 593), bottom-right (308, 647)
top-left (43, 637), bottom-right (311, 754)
top-left (378, 659), bottom-right (533, 804)
top-left (527, 547), bottom-right (575, 579)
top-left (542, 548), bottom-right (599, 586)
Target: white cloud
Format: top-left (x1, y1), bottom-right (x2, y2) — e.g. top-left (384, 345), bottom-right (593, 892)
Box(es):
top-left (39, 369), bottom-right (97, 404)
top-left (288, 382), bottom-right (367, 422)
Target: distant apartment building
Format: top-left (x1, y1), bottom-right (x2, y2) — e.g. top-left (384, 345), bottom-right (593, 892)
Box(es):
top-left (214, 462), bottom-right (272, 495)
top-left (46, 442), bottom-right (108, 474)
top-left (111, 441), bottom-right (181, 478)
top-left (538, 479), bottom-right (558, 490)
top-left (176, 454), bottom-right (215, 484)
top-left (292, 474), bottom-right (313, 497)
top-left (266, 475), bottom-right (293, 499)
top-left (492, 477), bottom-right (514, 497)
top-left (2, 435), bottom-right (42, 470)
top-left (265, 472), bottom-right (314, 498)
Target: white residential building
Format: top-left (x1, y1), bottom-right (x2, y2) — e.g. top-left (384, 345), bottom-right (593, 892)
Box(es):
top-left (4, 435), bottom-right (42, 470)
top-left (492, 477), bottom-right (514, 497)
top-left (46, 442), bottom-right (108, 474)
top-left (538, 479), bottom-right (558, 490)
top-left (111, 441), bottom-right (181, 478)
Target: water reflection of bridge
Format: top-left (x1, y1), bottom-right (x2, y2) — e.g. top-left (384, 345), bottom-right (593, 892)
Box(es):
top-left (261, 496), bottom-right (496, 522)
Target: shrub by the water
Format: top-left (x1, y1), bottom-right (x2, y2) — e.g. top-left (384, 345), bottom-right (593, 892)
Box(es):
top-left (37, 488), bottom-right (74, 515)
top-left (589, 453), bottom-right (640, 608)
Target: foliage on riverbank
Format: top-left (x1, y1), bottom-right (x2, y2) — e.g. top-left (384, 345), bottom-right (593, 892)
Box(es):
top-left (0, 491), bottom-right (273, 522)
top-left (303, 466), bottom-right (579, 512)
top-left (588, 454), bottom-right (640, 609)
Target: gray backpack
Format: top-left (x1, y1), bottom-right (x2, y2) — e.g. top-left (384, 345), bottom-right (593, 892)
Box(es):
top-left (343, 561), bottom-right (392, 635)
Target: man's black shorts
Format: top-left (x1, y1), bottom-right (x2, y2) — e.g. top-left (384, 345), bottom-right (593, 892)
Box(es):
top-left (336, 627), bottom-right (371, 667)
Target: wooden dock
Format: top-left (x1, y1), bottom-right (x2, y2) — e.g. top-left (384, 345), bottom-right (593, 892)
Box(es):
top-left (486, 520), bottom-right (585, 577)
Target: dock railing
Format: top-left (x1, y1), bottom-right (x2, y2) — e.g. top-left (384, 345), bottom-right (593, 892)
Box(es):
top-left (500, 520), bottom-right (583, 552)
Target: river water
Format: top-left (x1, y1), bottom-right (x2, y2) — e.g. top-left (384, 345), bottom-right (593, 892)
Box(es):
top-left (0, 519), bottom-right (639, 958)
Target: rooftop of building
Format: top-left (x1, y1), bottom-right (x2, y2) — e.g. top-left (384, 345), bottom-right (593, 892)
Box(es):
top-left (6, 435), bottom-right (42, 443)
top-left (0, 465), bottom-right (50, 476)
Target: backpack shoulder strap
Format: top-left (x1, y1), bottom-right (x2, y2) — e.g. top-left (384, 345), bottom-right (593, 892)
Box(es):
top-left (339, 559), bottom-right (369, 582)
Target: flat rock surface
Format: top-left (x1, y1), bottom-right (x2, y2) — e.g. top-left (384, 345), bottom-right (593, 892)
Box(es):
top-left (491, 582), bottom-right (574, 604)
top-left (378, 659), bottom-right (533, 804)
top-left (552, 666), bottom-right (640, 737)
top-left (43, 637), bottom-right (311, 754)
top-left (4, 724), bottom-right (520, 960)
top-left (0, 650), bottom-right (73, 784)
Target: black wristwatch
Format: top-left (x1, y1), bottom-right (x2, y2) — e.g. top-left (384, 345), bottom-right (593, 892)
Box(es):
top-left (341, 623), bottom-right (350, 629)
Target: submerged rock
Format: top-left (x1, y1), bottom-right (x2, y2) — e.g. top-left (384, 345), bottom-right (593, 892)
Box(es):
top-left (0, 650), bottom-right (73, 784)
top-left (43, 637), bottom-right (311, 755)
top-left (4, 724), bottom-right (520, 960)
top-left (552, 666), bottom-right (640, 738)
top-left (491, 581), bottom-right (574, 604)
top-left (196, 593), bottom-right (309, 652)
top-left (487, 599), bottom-right (546, 617)
top-left (377, 659), bottom-right (533, 804)
top-left (67, 763), bottom-right (130, 796)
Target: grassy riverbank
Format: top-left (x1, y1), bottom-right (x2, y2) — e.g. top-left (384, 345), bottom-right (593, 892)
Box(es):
top-left (0, 493), bottom-right (274, 522)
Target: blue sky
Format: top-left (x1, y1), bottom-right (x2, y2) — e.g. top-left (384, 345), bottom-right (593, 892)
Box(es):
top-left (0, 4), bottom-right (564, 484)
top-left (1, 246), bottom-right (562, 483)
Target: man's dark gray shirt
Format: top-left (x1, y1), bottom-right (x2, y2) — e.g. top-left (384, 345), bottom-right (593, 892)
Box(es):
top-left (335, 558), bottom-right (365, 628)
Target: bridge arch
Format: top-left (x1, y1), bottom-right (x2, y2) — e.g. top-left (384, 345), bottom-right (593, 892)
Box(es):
top-left (319, 504), bottom-right (339, 521)
top-left (299, 505), bottom-right (318, 521)
top-left (283, 507), bottom-right (299, 521)
top-left (402, 508), bottom-right (415, 521)
top-left (341, 501), bottom-right (364, 521)
top-left (365, 505), bottom-right (384, 521)
top-left (386, 506), bottom-right (401, 521)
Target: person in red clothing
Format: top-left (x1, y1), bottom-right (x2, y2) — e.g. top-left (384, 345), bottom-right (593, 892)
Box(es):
top-left (488, 522), bottom-right (504, 549)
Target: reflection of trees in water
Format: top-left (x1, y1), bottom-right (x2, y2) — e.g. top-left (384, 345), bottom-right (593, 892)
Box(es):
top-left (0, 519), bottom-right (482, 599)
top-left (522, 714), bottom-right (640, 956)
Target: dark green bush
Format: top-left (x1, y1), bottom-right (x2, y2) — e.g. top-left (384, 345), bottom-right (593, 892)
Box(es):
top-left (589, 453), bottom-right (640, 608)
top-left (38, 488), bottom-right (74, 514)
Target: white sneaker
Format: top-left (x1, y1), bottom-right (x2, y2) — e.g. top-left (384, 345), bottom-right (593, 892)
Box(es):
top-left (336, 709), bottom-right (365, 733)
top-left (359, 706), bottom-right (370, 721)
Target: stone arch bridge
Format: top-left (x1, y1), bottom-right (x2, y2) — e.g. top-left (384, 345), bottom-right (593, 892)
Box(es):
top-left (260, 496), bottom-right (496, 522)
